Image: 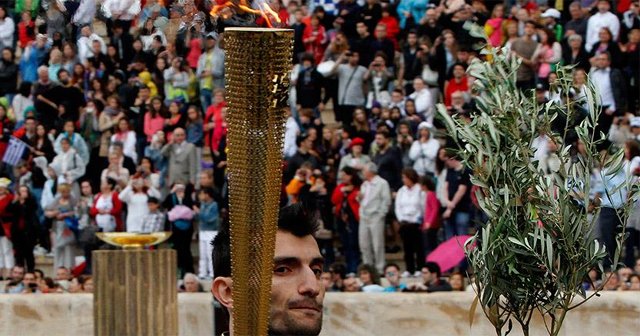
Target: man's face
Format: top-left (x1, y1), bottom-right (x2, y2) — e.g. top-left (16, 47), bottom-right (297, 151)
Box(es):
top-left (184, 277), bottom-right (200, 292)
top-left (320, 272), bottom-right (332, 290)
top-left (356, 23), bottom-right (367, 36)
top-left (174, 129), bottom-right (186, 144)
top-left (391, 91), bottom-right (403, 103)
top-left (421, 267), bottom-right (433, 284)
top-left (413, 78), bottom-right (425, 91)
top-left (23, 273), bottom-right (36, 286)
top-left (269, 231), bottom-right (324, 335)
top-left (342, 277), bottom-right (360, 292)
top-left (385, 267), bottom-right (400, 286)
top-left (11, 266), bottom-right (24, 282)
top-left (597, 0), bottom-right (610, 13)
top-left (569, 5), bottom-right (582, 19)
top-left (524, 23), bottom-right (536, 37)
top-left (349, 52), bottom-right (359, 66)
top-left (596, 54), bottom-right (610, 69)
top-left (25, 119), bottom-right (36, 132)
top-left (375, 134), bottom-right (387, 148)
top-left (56, 268), bottom-right (69, 280)
top-left (453, 65), bottom-right (465, 79)
top-left (375, 25), bottom-right (387, 39)
top-left (92, 41), bottom-right (102, 54)
top-left (64, 121), bottom-right (75, 134)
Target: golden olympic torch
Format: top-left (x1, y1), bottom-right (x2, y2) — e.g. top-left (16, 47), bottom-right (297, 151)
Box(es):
top-left (224, 27), bottom-right (293, 335)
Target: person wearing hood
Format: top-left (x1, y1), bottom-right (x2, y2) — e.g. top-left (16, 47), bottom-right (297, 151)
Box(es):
top-left (138, 71), bottom-right (158, 97)
top-left (50, 137), bottom-right (86, 195)
top-left (408, 122), bottom-right (440, 177)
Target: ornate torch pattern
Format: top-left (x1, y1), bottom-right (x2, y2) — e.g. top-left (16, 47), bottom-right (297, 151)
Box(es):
top-left (224, 27), bottom-right (294, 336)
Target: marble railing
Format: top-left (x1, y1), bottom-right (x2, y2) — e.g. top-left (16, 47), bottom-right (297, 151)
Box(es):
top-left (0, 292), bottom-right (638, 335)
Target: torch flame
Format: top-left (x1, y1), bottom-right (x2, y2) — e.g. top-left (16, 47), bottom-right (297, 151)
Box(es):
top-left (210, 0), bottom-right (281, 28)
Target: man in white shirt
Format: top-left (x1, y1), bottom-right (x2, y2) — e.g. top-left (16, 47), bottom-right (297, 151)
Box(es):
top-left (408, 77), bottom-right (434, 124)
top-left (358, 163), bottom-right (391, 274)
top-left (590, 52), bottom-right (627, 149)
top-left (77, 26), bottom-right (106, 65)
top-left (585, 0), bottom-right (620, 52)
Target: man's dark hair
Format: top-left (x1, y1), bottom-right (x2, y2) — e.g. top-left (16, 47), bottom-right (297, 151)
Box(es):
top-left (384, 263), bottom-right (400, 272)
top-left (423, 261), bottom-right (442, 278)
top-left (329, 262), bottom-right (347, 279)
top-left (57, 68), bottom-right (70, 78)
top-left (212, 203), bottom-right (320, 278)
top-left (200, 187), bottom-right (216, 199)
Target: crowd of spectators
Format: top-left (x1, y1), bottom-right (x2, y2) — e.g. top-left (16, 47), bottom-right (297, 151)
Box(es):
top-left (0, 0), bottom-right (637, 294)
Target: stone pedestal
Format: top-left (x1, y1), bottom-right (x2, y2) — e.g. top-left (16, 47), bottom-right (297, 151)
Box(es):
top-left (93, 249), bottom-right (177, 336)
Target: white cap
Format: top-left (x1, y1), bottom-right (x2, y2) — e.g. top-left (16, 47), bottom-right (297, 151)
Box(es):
top-left (418, 121), bottom-right (433, 130)
top-left (541, 8), bottom-right (561, 19)
top-left (630, 117), bottom-right (640, 128)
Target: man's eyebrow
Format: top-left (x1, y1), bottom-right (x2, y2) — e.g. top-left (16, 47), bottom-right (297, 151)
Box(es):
top-left (273, 256), bottom-right (325, 266)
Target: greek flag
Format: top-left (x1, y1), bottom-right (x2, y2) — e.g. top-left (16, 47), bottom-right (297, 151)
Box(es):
top-left (2, 136), bottom-right (27, 166)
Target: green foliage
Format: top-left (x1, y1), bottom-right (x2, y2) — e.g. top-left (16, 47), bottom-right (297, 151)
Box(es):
top-left (439, 29), bottom-right (637, 336)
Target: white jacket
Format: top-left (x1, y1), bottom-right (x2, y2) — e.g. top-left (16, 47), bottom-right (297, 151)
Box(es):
top-left (359, 175), bottom-right (391, 218)
top-left (0, 17), bottom-right (15, 49)
top-left (395, 184), bottom-right (425, 224)
top-left (408, 138), bottom-right (440, 176)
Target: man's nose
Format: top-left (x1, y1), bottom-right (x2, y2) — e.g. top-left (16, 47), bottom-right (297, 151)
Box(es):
top-left (298, 267), bottom-right (320, 297)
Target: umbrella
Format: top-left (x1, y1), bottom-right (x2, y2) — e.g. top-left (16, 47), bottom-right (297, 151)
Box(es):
top-left (426, 235), bottom-right (473, 273)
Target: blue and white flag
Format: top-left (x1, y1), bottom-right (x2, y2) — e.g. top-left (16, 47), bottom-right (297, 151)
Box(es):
top-left (2, 136), bottom-right (27, 166)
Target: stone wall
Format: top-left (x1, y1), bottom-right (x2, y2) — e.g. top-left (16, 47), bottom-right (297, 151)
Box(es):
top-left (0, 292), bottom-right (638, 335)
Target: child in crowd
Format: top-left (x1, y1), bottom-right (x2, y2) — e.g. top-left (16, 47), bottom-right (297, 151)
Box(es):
top-left (141, 197), bottom-right (165, 233)
top-left (195, 187), bottom-right (219, 279)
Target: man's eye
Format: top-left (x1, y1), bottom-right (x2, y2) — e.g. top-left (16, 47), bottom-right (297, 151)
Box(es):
top-left (274, 266), bottom-right (291, 275)
top-left (312, 268), bottom-right (323, 277)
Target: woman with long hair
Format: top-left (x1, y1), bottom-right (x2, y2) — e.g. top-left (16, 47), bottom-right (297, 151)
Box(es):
top-left (589, 27), bottom-right (622, 67)
top-left (9, 185), bottom-right (39, 271)
top-left (119, 176), bottom-right (161, 233)
top-left (535, 28), bottom-right (562, 85)
top-left (98, 96), bottom-right (125, 162)
top-left (144, 96), bottom-right (168, 143)
top-left (395, 168), bottom-right (426, 277)
top-left (348, 107), bottom-right (374, 153)
top-left (164, 100), bottom-right (186, 142)
top-left (163, 57), bottom-right (190, 103)
top-left (89, 178), bottom-right (123, 233)
top-left (110, 118), bottom-right (137, 163)
top-left (331, 166), bottom-right (362, 273)
top-left (485, 4), bottom-right (505, 48)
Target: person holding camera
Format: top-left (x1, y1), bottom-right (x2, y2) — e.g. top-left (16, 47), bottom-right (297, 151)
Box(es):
top-left (330, 50), bottom-right (367, 126)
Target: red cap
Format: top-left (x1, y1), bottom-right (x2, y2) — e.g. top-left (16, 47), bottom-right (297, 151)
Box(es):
top-left (349, 137), bottom-right (365, 148)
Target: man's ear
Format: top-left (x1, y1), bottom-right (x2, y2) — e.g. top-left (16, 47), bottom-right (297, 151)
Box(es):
top-left (211, 277), bottom-right (233, 310)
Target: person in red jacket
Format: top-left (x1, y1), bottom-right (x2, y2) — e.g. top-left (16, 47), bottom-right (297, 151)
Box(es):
top-left (331, 166), bottom-right (361, 273)
top-left (421, 175), bottom-right (441, 256)
top-left (0, 177), bottom-right (14, 279)
top-left (89, 178), bottom-right (124, 233)
top-left (379, 8), bottom-right (400, 50)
